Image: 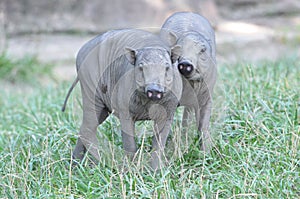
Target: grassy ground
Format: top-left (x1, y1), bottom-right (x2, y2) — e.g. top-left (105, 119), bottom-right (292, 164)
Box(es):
top-left (0, 54), bottom-right (299, 198)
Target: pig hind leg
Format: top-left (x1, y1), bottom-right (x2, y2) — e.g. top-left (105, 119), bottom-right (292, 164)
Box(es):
top-left (72, 105), bottom-right (109, 163)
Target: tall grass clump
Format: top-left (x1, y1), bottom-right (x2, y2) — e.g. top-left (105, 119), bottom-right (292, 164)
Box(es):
top-left (0, 52), bottom-right (53, 83)
top-left (0, 57), bottom-right (299, 198)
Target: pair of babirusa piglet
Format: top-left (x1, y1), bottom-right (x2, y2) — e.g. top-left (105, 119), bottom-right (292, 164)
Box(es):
top-left (62, 12), bottom-right (217, 170)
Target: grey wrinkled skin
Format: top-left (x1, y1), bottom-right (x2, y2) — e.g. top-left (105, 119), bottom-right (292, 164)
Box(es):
top-left (160, 12), bottom-right (217, 152)
top-left (62, 29), bottom-right (182, 170)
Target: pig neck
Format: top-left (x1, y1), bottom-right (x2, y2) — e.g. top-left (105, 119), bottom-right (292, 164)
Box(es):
top-left (187, 77), bottom-right (203, 90)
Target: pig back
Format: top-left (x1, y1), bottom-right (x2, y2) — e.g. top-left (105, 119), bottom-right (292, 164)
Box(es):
top-left (76, 29), bottom-right (170, 112)
top-left (161, 12), bottom-right (216, 57)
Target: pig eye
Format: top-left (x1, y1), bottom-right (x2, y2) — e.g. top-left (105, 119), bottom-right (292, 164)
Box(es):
top-left (138, 63), bottom-right (144, 71)
top-left (200, 47), bottom-right (206, 53)
top-left (165, 63), bottom-right (171, 71)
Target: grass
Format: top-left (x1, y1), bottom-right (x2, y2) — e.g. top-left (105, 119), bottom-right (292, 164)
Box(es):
top-left (0, 55), bottom-right (299, 198)
top-left (0, 52), bottom-right (53, 84)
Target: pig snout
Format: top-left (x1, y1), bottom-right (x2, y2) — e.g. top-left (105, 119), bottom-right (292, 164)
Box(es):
top-left (145, 84), bottom-right (164, 101)
top-left (178, 61), bottom-right (194, 77)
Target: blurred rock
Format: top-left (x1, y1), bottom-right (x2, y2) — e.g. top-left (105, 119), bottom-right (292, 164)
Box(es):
top-left (3, 0), bottom-right (300, 82)
top-left (3, 0), bottom-right (219, 35)
top-left (216, 0), bottom-right (300, 20)
top-left (0, 1), bottom-right (6, 53)
top-left (3, 0), bottom-right (299, 35)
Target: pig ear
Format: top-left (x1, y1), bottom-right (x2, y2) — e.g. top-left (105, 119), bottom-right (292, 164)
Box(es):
top-left (124, 47), bottom-right (137, 65)
top-left (170, 45), bottom-right (182, 63)
top-left (162, 30), bottom-right (178, 46)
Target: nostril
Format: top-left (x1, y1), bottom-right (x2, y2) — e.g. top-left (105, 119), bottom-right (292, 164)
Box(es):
top-left (186, 65), bottom-right (192, 71)
top-left (156, 92), bottom-right (162, 99)
top-left (179, 64), bottom-right (184, 70)
top-left (147, 90), bottom-right (153, 98)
